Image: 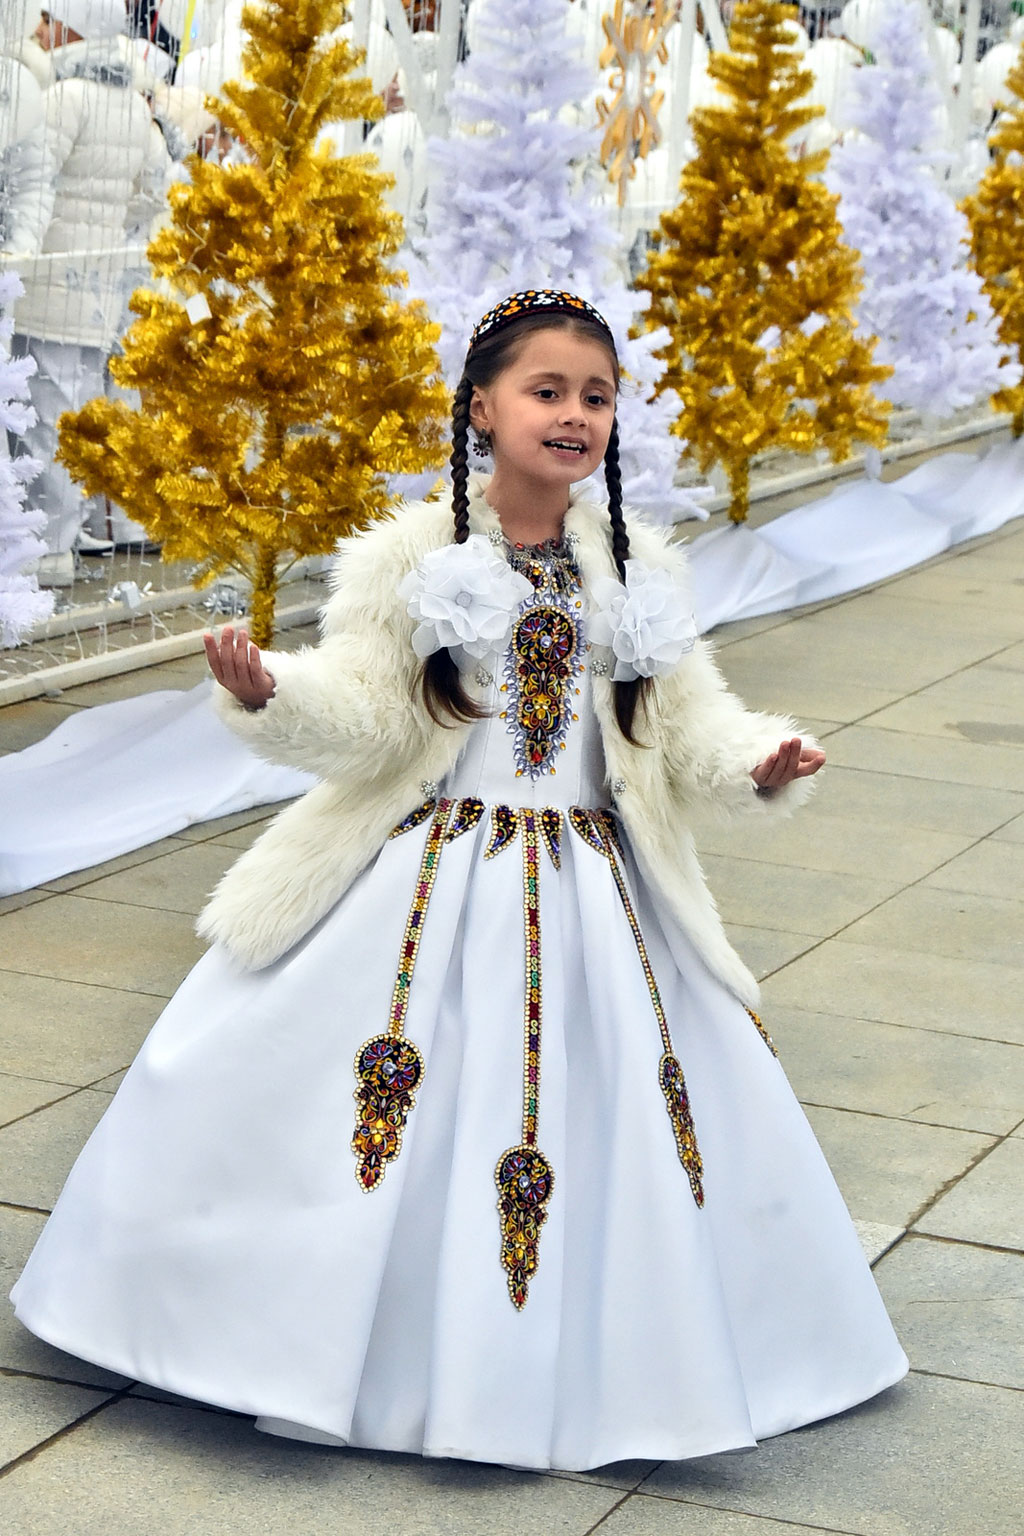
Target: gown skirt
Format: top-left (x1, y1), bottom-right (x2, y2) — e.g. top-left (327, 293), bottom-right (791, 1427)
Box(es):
top-left (11, 794), bottom-right (908, 1471)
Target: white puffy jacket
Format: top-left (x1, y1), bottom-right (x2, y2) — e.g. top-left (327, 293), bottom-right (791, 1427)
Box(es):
top-left (2, 37), bottom-right (172, 347)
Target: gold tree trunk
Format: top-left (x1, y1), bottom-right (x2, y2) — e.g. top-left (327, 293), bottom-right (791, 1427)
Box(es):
top-left (248, 546), bottom-right (279, 649)
top-left (728, 460), bottom-right (750, 525)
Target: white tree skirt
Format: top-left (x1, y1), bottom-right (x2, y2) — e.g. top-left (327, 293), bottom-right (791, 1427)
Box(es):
top-left (2, 436), bottom-right (1022, 898)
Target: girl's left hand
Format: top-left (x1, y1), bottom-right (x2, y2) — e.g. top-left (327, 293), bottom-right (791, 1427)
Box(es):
top-left (751, 737), bottom-right (826, 792)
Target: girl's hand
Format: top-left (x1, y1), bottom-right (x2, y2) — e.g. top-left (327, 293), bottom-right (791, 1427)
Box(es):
top-left (203, 625), bottom-right (276, 710)
top-left (751, 737), bottom-right (825, 793)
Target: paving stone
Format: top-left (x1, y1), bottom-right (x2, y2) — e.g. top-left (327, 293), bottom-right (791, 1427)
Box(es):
top-left (992, 812), bottom-right (1024, 844)
top-left (722, 925), bottom-right (820, 983)
top-left (921, 839), bottom-right (1024, 899)
top-left (0, 1374), bottom-right (113, 1470)
top-left (40, 835), bottom-right (192, 894)
top-left (837, 584), bottom-right (1024, 641)
top-left (0, 1207), bottom-right (130, 1390)
top-left (0, 699), bottom-right (81, 753)
top-left (769, 1006), bottom-right (1024, 1135)
top-left (695, 809), bottom-right (971, 883)
top-left (838, 885), bottom-right (1023, 969)
top-left (642, 1373), bottom-right (1024, 1536)
top-left (801, 1105), bottom-right (994, 1228)
top-left (799, 765), bottom-right (1024, 839)
top-left (592, 1495), bottom-right (831, 1535)
top-left (881, 564), bottom-right (1024, 616)
top-left (172, 806), bottom-right (277, 843)
top-left (823, 724), bottom-right (1024, 792)
top-left (72, 842), bottom-right (237, 917)
top-left (713, 657), bottom-right (899, 726)
top-left (761, 941), bottom-right (1024, 1046)
top-left (0, 888), bottom-right (55, 917)
top-left (704, 854), bottom-right (898, 938)
top-left (0, 1074), bottom-right (77, 1129)
top-left (859, 662), bottom-right (1024, 747)
top-left (0, 1089), bottom-right (114, 1209)
top-left (91, 1070), bottom-right (128, 1093)
top-left (0, 894), bottom-right (203, 998)
top-left (59, 659), bottom-right (208, 707)
top-left (0, 969), bottom-right (160, 1083)
top-left (205, 816), bottom-right (283, 850)
top-left (875, 1234), bottom-right (1024, 1390)
top-left (914, 1137), bottom-right (1024, 1251)
top-left (723, 607), bottom-right (1008, 695)
top-left (852, 1221), bottom-right (905, 1266)
top-left (0, 1397), bottom-right (625, 1535)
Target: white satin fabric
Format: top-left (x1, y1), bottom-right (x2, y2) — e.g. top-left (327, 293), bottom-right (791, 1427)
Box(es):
top-left (11, 626), bottom-right (907, 1471)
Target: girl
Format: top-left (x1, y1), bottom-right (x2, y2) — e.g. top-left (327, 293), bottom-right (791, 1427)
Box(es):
top-left (12, 291), bottom-right (907, 1471)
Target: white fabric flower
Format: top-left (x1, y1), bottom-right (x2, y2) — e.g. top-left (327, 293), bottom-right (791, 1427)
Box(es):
top-left (589, 560), bottom-right (698, 681)
top-left (399, 535), bottom-right (534, 664)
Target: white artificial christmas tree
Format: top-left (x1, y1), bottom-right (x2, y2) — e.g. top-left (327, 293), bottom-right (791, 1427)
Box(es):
top-left (828, 0), bottom-right (1019, 418)
top-left (410, 0), bottom-right (706, 523)
top-left (0, 270), bottom-right (49, 648)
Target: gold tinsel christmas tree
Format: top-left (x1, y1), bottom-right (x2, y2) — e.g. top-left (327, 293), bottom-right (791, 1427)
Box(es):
top-left (636, 1), bottom-right (890, 523)
top-left (963, 40), bottom-right (1024, 437)
top-left (58, 0), bottom-right (448, 644)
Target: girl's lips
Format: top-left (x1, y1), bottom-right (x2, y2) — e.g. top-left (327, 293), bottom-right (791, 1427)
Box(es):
top-left (544, 439), bottom-right (587, 456)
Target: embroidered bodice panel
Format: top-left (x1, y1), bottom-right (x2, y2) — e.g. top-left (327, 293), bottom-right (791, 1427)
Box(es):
top-left (443, 538), bottom-right (608, 810)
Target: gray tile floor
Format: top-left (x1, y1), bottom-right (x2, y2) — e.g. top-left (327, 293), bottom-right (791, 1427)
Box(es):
top-left (1, 513), bottom-right (1022, 1533)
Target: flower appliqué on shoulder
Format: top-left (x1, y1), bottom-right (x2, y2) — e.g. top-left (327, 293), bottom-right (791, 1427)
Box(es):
top-left (499, 537), bottom-right (586, 780)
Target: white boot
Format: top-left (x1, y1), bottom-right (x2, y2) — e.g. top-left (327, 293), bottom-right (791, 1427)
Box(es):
top-left (76, 529), bottom-right (114, 555)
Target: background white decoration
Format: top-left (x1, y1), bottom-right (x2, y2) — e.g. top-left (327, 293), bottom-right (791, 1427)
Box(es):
top-left (828, 0), bottom-right (1020, 418)
top-left (0, 270), bottom-right (49, 648)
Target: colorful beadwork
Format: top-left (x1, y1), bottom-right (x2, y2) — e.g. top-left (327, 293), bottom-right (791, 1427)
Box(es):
top-left (568, 805), bottom-right (605, 856)
top-left (658, 1052), bottom-right (705, 1208)
top-left (568, 806), bottom-right (705, 1208)
top-left (469, 289), bottom-right (612, 349)
top-left (540, 807), bottom-right (562, 869)
top-left (352, 1034), bottom-right (425, 1192)
top-left (747, 1006), bottom-right (779, 1058)
top-left (445, 797), bottom-right (485, 843)
top-left (485, 804), bottom-right (562, 868)
top-left (501, 605), bottom-right (584, 778)
top-left (388, 800), bottom-right (435, 839)
top-left (494, 808), bottom-right (555, 1309)
top-left (352, 799), bottom-right (453, 1190)
top-left (520, 812), bottom-right (543, 1147)
top-left (503, 536), bottom-right (582, 598)
top-left (495, 1143), bottom-right (555, 1311)
top-left (485, 803), bottom-right (519, 860)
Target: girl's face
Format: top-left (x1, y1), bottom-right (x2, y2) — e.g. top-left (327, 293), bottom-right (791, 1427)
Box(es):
top-left (470, 328), bottom-right (616, 493)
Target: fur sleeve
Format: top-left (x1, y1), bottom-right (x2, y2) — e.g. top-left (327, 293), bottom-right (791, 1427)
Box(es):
top-left (214, 503), bottom-right (450, 781)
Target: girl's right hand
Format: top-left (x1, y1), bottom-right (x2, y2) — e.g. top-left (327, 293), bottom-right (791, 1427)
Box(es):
top-left (203, 626), bottom-right (276, 710)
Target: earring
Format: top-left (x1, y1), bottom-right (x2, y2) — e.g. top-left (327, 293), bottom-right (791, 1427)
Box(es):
top-left (471, 427), bottom-right (493, 456)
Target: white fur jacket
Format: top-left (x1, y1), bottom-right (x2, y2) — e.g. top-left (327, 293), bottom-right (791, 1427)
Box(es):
top-left (199, 475), bottom-right (818, 1007)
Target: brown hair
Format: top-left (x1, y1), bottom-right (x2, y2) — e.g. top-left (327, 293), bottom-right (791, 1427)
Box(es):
top-left (423, 311), bottom-right (651, 743)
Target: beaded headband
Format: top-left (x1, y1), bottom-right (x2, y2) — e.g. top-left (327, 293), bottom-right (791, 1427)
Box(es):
top-left (469, 289), bottom-right (613, 349)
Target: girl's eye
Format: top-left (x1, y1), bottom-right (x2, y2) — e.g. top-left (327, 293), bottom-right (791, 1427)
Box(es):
top-left (535, 388), bottom-right (558, 400)
top-left (586, 394), bottom-right (609, 407)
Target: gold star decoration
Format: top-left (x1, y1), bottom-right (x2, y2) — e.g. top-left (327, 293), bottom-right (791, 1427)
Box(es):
top-left (596, 0), bottom-right (680, 204)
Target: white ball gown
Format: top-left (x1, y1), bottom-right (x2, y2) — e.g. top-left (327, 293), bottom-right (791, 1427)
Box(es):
top-left (11, 538), bottom-right (907, 1471)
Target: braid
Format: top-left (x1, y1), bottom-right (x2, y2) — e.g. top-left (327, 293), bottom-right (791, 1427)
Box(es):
top-left (604, 418), bottom-right (629, 580)
top-left (604, 417), bottom-right (652, 747)
top-left (450, 376), bottom-right (473, 545)
top-left (422, 375), bottom-right (487, 726)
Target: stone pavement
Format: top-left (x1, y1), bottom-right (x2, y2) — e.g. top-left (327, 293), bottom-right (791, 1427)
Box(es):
top-left (1, 507), bottom-right (1022, 1535)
